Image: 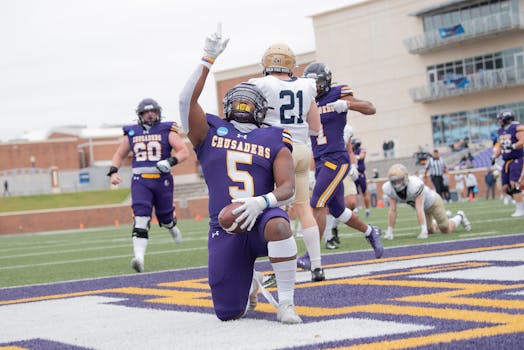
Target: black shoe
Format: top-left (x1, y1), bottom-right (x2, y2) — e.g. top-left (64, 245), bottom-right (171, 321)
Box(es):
top-left (262, 273), bottom-right (277, 288)
top-left (332, 227), bottom-right (340, 244)
top-left (325, 238), bottom-right (339, 250)
top-left (311, 268), bottom-right (326, 282)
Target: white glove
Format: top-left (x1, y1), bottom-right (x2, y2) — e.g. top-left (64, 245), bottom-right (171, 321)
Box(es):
top-left (503, 142), bottom-right (516, 151)
top-left (327, 100), bottom-right (349, 113)
top-left (349, 164), bottom-right (359, 181)
top-left (204, 32), bottom-right (229, 59)
top-left (232, 196), bottom-right (267, 231)
top-left (418, 224), bottom-right (428, 238)
top-left (156, 159), bottom-right (172, 173)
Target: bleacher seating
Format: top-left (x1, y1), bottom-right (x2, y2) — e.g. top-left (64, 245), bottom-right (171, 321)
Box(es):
top-left (472, 148), bottom-right (493, 168)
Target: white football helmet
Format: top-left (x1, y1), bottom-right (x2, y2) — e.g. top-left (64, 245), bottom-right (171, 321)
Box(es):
top-left (261, 43), bottom-right (296, 76)
top-left (388, 163), bottom-right (409, 191)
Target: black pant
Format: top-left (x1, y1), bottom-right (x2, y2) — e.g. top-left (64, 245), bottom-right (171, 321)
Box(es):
top-left (485, 184), bottom-right (495, 199)
top-left (430, 175), bottom-right (445, 197)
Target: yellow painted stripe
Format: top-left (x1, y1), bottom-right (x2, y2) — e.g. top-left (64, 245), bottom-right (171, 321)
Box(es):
top-left (320, 242), bottom-right (524, 269)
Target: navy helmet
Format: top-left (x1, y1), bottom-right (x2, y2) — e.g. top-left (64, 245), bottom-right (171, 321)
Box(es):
top-left (303, 62), bottom-right (332, 97)
top-left (497, 109), bottom-right (515, 128)
top-left (136, 98), bottom-right (162, 126)
top-left (223, 83), bottom-right (269, 126)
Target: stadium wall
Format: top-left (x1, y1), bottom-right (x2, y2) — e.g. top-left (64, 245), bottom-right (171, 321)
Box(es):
top-left (0, 197), bottom-right (210, 235)
top-left (0, 169), bottom-right (496, 235)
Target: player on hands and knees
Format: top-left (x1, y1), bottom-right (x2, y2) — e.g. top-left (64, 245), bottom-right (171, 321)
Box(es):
top-left (491, 109), bottom-right (524, 217)
top-left (178, 27), bottom-right (301, 324)
top-left (382, 163), bottom-right (471, 241)
top-left (108, 98), bottom-right (189, 272)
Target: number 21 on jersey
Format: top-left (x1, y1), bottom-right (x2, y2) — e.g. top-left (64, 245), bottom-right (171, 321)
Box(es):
top-left (279, 90), bottom-right (304, 125)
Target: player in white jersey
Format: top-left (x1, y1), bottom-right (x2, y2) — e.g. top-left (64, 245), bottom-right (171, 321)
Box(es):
top-left (249, 43), bottom-right (324, 281)
top-left (382, 164), bottom-right (471, 240)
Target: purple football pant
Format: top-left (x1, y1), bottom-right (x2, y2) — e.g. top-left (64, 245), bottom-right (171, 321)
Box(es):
top-left (355, 173), bottom-right (368, 194)
top-left (131, 173), bottom-right (175, 224)
top-left (207, 207), bottom-right (289, 321)
top-left (501, 158), bottom-right (523, 186)
top-left (310, 154), bottom-right (349, 218)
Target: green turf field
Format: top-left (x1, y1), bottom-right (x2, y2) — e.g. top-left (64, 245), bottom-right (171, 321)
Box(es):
top-left (1, 198), bottom-right (522, 289)
top-left (0, 189), bottom-right (130, 213)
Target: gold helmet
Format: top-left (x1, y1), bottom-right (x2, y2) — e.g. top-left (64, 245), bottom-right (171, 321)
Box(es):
top-left (387, 163), bottom-right (409, 191)
top-left (261, 43), bottom-right (296, 76)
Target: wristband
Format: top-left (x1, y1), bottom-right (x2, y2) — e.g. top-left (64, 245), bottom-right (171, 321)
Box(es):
top-left (263, 192), bottom-right (278, 208)
top-left (262, 195), bottom-right (270, 209)
top-left (166, 157), bottom-right (178, 166)
top-left (107, 166), bottom-right (118, 177)
top-left (201, 56), bottom-right (215, 69)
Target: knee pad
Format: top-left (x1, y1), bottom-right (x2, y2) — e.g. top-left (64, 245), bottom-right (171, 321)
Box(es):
top-left (160, 217), bottom-right (177, 229)
top-left (132, 216), bottom-right (150, 239)
top-left (335, 208), bottom-right (353, 223)
top-left (507, 185), bottom-right (521, 195)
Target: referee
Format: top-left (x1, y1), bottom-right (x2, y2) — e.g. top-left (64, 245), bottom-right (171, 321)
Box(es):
top-left (424, 149), bottom-right (448, 197)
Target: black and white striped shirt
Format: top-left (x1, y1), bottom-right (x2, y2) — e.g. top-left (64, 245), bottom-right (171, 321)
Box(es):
top-left (425, 157), bottom-right (447, 176)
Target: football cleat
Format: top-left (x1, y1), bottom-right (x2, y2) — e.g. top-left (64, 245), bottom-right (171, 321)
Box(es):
top-left (311, 268), bottom-right (326, 282)
top-left (169, 225), bottom-right (183, 243)
top-left (332, 227), bottom-right (340, 244)
top-left (384, 230), bottom-right (394, 240)
top-left (130, 257), bottom-right (144, 273)
top-left (366, 226), bottom-right (384, 259)
top-left (325, 238), bottom-right (338, 250)
top-left (297, 252), bottom-right (311, 271)
top-left (365, 210), bottom-right (371, 218)
top-left (277, 300), bottom-right (303, 324)
top-left (511, 208), bottom-right (524, 217)
top-left (457, 210), bottom-right (472, 231)
top-left (262, 273), bottom-right (277, 289)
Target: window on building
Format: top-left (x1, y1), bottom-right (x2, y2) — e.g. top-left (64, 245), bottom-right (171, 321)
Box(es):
top-left (426, 47), bottom-right (523, 83)
top-left (422, 0), bottom-right (513, 32)
top-left (430, 101), bottom-right (524, 147)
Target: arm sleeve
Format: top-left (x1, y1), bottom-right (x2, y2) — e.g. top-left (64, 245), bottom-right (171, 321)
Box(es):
top-left (179, 64), bottom-right (206, 134)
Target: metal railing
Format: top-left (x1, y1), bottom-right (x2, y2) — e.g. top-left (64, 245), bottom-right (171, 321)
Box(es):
top-left (404, 10), bottom-right (523, 54)
top-left (409, 66), bottom-right (524, 103)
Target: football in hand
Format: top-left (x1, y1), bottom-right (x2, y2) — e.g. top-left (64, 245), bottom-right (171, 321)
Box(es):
top-left (218, 202), bottom-right (247, 233)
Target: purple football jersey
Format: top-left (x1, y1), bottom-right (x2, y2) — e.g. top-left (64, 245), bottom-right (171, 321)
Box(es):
top-left (310, 85), bottom-right (349, 158)
top-left (123, 122), bottom-right (178, 171)
top-left (353, 146), bottom-right (366, 173)
top-left (195, 114), bottom-right (293, 226)
top-left (498, 122), bottom-right (524, 161)
top-left (123, 121), bottom-right (180, 223)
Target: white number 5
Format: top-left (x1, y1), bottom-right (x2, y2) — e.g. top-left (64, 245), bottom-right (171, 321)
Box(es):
top-left (227, 151), bottom-right (254, 198)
